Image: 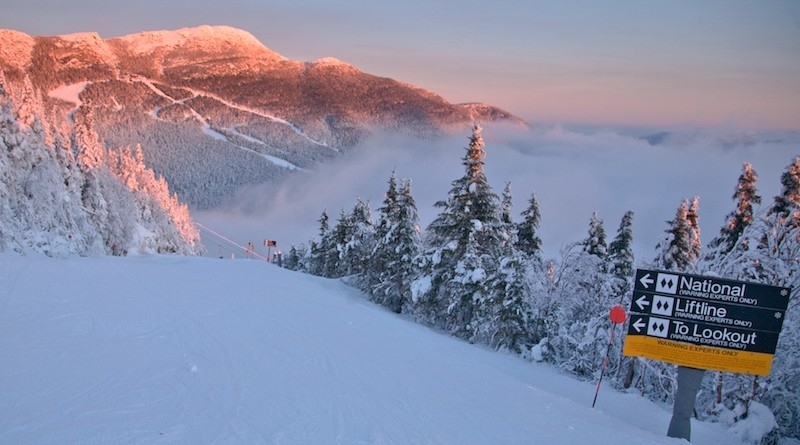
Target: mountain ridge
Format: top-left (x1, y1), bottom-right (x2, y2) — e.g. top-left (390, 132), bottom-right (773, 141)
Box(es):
top-left (0, 25), bottom-right (526, 208)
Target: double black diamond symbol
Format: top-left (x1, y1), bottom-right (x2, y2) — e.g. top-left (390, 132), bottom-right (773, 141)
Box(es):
top-left (660, 277), bottom-right (675, 289)
top-left (651, 321), bottom-right (666, 333)
top-left (656, 299), bottom-right (671, 312)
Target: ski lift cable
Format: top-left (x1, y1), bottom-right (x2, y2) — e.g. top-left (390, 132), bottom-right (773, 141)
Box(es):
top-left (195, 222), bottom-right (270, 262)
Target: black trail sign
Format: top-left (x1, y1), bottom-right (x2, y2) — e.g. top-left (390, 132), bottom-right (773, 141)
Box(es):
top-left (623, 269), bottom-right (790, 376)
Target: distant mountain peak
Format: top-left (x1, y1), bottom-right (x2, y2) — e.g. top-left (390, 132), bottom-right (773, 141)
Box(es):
top-left (0, 24), bottom-right (526, 209)
top-left (112, 25), bottom-right (282, 59)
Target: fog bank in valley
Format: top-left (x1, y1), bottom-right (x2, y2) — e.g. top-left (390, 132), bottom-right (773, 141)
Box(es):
top-left (195, 124), bottom-right (799, 263)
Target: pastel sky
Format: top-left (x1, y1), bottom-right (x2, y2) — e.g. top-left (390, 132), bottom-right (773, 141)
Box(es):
top-left (1, 0), bottom-right (799, 130)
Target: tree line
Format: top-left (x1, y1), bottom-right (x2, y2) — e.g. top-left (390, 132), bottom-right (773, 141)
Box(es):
top-left (0, 71), bottom-right (203, 256)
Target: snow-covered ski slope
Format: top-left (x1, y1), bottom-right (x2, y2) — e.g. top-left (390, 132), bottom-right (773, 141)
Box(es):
top-left (0, 253), bottom-right (753, 444)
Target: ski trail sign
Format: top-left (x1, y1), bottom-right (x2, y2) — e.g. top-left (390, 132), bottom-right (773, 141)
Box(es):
top-left (623, 269), bottom-right (790, 376)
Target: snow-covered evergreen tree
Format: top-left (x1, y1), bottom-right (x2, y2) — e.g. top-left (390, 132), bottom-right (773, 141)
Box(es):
top-left (608, 210), bottom-right (635, 280)
top-left (348, 198), bottom-right (375, 275)
top-left (423, 125), bottom-right (505, 254)
top-left (16, 75), bottom-right (42, 129)
top-left (768, 156), bottom-right (800, 226)
top-left (74, 103), bottom-right (106, 173)
top-left (583, 211), bottom-right (608, 264)
top-left (363, 170), bottom-right (400, 301)
top-left (687, 196), bottom-right (702, 262)
top-left (500, 182), bottom-right (516, 246)
top-left (369, 173), bottom-right (422, 314)
top-left (326, 209), bottom-right (354, 278)
top-left (283, 244), bottom-right (305, 271)
top-left (516, 191), bottom-right (543, 260)
top-left (475, 244), bottom-right (533, 353)
top-left (413, 125), bottom-right (504, 337)
top-left (307, 209), bottom-right (331, 276)
top-left (653, 198), bottom-right (700, 272)
top-left (703, 163), bottom-right (761, 267)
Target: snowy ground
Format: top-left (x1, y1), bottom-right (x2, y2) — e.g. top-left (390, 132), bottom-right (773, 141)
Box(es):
top-left (0, 253), bottom-right (759, 444)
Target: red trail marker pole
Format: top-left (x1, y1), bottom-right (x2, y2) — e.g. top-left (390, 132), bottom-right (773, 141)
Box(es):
top-left (592, 305), bottom-right (627, 408)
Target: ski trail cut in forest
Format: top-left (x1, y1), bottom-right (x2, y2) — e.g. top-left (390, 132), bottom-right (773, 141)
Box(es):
top-left (132, 76), bottom-right (332, 150)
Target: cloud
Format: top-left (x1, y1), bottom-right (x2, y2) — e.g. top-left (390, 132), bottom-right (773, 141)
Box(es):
top-left (194, 124), bottom-right (799, 264)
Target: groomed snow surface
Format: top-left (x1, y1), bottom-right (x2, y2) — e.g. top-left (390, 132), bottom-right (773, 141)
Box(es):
top-left (0, 253), bottom-right (758, 444)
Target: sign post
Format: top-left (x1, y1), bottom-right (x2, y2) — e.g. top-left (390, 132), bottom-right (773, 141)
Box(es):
top-left (264, 239), bottom-right (277, 262)
top-left (622, 269), bottom-right (790, 441)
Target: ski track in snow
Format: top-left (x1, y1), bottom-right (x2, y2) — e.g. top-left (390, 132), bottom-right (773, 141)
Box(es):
top-left (132, 76), bottom-right (331, 156)
top-left (48, 78), bottom-right (330, 164)
top-left (47, 82), bottom-right (90, 124)
top-left (225, 128), bottom-right (302, 171)
top-left (0, 253), bottom-right (755, 445)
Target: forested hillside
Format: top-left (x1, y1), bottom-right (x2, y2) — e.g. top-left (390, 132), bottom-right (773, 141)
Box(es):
top-left (0, 25), bottom-right (524, 209)
top-left (0, 70), bottom-right (203, 256)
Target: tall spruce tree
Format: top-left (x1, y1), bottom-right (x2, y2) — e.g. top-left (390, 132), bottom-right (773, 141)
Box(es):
top-left (327, 209), bottom-right (354, 277)
top-left (414, 125), bottom-right (504, 335)
top-left (369, 174), bottom-right (422, 314)
top-left (703, 163), bottom-right (761, 265)
top-left (341, 198), bottom-right (374, 277)
top-left (364, 170), bottom-right (399, 300)
top-left (500, 182), bottom-right (516, 246)
top-left (687, 196), bottom-right (702, 261)
top-left (608, 210), bottom-right (635, 280)
top-left (284, 244), bottom-right (306, 271)
top-left (425, 124), bottom-right (504, 253)
top-left (769, 156), bottom-right (800, 225)
top-left (583, 211), bottom-right (608, 261)
top-left (653, 199), bottom-right (699, 272)
top-left (516, 191), bottom-right (543, 260)
top-left (308, 209), bottom-right (331, 276)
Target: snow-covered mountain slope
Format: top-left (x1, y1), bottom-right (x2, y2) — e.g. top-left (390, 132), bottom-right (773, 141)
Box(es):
top-left (0, 25), bottom-right (526, 208)
top-left (0, 253), bottom-right (761, 444)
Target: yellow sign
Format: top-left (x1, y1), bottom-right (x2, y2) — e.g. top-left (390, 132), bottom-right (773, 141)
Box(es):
top-left (623, 335), bottom-right (775, 376)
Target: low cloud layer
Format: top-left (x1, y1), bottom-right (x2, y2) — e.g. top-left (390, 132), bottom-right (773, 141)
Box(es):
top-left (195, 124), bottom-right (799, 263)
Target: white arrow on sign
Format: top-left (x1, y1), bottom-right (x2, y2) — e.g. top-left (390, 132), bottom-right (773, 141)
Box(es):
top-left (635, 295), bottom-right (650, 311)
top-left (639, 273), bottom-right (654, 289)
top-left (632, 318), bottom-right (646, 333)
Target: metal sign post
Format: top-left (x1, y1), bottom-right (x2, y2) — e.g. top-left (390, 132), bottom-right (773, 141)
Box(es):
top-left (264, 239), bottom-right (277, 262)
